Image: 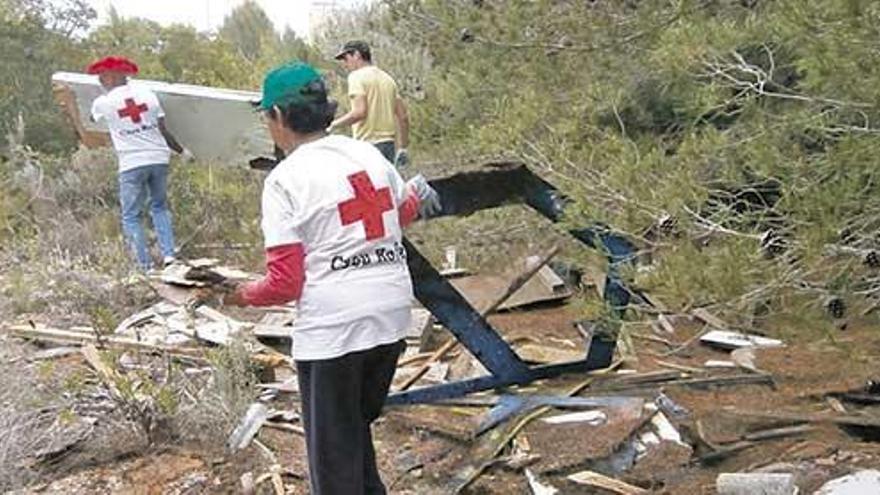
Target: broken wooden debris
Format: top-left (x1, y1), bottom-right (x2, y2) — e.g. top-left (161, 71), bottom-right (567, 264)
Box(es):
top-left (542, 410), bottom-right (606, 428)
top-left (263, 421), bottom-right (305, 436)
top-left (656, 313), bottom-right (677, 334)
top-left (269, 465), bottom-right (285, 495)
top-left (567, 470), bottom-right (647, 495)
top-left (29, 346), bottom-right (80, 361)
top-left (700, 330), bottom-right (784, 350)
top-left (227, 402), bottom-right (270, 452)
top-left (731, 347), bottom-right (759, 371)
top-left (692, 308), bottom-right (729, 329)
top-left (699, 425), bottom-right (813, 464)
top-left (387, 406), bottom-right (476, 442)
top-left (516, 342), bottom-right (584, 364)
top-left (594, 373), bottom-right (774, 393)
top-left (727, 409), bottom-right (880, 429)
top-left (716, 473), bottom-right (798, 495)
top-left (256, 378), bottom-right (298, 393)
top-left (7, 324), bottom-right (206, 360)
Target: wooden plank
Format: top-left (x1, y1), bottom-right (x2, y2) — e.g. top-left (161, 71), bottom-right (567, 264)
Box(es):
top-left (657, 313), bottom-right (677, 334)
top-left (6, 324), bottom-right (205, 358)
top-left (728, 410), bottom-right (880, 429)
top-left (692, 308), bottom-right (728, 329)
top-left (567, 470), bottom-right (647, 494)
top-left (251, 325), bottom-right (293, 339)
top-left (263, 421), bottom-right (305, 436)
top-left (81, 344), bottom-right (119, 384)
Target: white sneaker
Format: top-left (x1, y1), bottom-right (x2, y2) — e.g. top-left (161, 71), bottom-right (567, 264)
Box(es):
top-left (163, 256), bottom-right (177, 268)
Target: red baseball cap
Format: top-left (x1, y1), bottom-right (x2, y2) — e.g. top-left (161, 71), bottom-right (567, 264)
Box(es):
top-left (87, 56), bottom-right (139, 75)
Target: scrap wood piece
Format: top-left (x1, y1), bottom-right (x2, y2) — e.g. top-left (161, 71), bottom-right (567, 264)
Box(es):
top-left (81, 344), bottom-right (119, 384)
top-left (660, 327), bottom-right (710, 357)
top-left (251, 325), bottom-right (293, 339)
top-left (227, 402), bottom-right (270, 452)
top-left (656, 313), bottom-right (677, 334)
top-left (692, 308), bottom-right (728, 330)
top-left (270, 465), bottom-right (286, 495)
top-left (263, 421), bottom-right (305, 435)
top-left (7, 324), bottom-right (206, 360)
top-left (631, 332), bottom-right (675, 347)
top-left (567, 470), bottom-right (647, 495)
top-left (654, 359), bottom-right (704, 374)
top-left (149, 280), bottom-right (196, 305)
top-left (387, 406), bottom-right (476, 442)
top-left (399, 244), bottom-right (561, 391)
top-left (113, 308), bottom-right (157, 335)
top-left (594, 373), bottom-right (774, 393)
top-left (30, 346), bottom-right (80, 361)
top-left (727, 409), bottom-right (880, 429)
top-left (698, 424), bottom-right (814, 464)
top-left (516, 343), bottom-right (584, 364)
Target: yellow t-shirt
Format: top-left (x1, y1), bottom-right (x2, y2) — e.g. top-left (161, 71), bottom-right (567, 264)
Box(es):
top-left (348, 66), bottom-right (398, 143)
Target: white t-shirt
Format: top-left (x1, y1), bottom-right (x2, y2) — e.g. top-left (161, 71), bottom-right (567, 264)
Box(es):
top-left (261, 135), bottom-right (413, 360)
top-left (91, 83), bottom-right (171, 172)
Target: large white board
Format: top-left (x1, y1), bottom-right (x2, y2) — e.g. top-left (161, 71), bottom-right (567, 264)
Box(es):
top-left (51, 72), bottom-right (273, 164)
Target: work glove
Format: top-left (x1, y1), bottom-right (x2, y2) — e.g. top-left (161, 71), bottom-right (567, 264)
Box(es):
top-left (394, 148), bottom-right (409, 169)
top-left (180, 148), bottom-right (196, 163)
top-left (406, 174), bottom-right (442, 219)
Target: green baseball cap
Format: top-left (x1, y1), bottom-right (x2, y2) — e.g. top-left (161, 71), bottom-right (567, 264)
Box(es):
top-left (256, 62), bottom-right (323, 111)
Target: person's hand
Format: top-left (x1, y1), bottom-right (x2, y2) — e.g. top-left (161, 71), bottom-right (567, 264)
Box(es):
top-left (394, 148), bottom-right (409, 169)
top-left (222, 287), bottom-right (248, 307)
top-left (180, 148), bottom-right (196, 163)
top-left (188, 283), bottom-right (246, 308)
top-left (406, 174), bottom-right (442, 219)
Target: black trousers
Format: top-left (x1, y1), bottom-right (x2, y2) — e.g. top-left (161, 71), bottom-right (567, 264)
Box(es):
top-left (373, 140), bottom-right (395, 163)
top-left (296, 339), bottom-right (405, 495)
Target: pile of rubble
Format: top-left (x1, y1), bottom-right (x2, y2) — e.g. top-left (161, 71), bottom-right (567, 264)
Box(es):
top-left (5, 253), bottom-right (880, 494)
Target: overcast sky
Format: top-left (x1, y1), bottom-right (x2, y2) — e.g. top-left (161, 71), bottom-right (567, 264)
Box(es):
top-left (84, 0), bottom-right (363, 38)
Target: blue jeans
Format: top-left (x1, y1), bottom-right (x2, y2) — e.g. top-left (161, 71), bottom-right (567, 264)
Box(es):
top-left (118, 164), bottom-right (176, 270)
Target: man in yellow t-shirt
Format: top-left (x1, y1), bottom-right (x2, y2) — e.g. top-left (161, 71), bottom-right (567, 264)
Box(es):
top-left (329, 40), bottom-right (410, 169)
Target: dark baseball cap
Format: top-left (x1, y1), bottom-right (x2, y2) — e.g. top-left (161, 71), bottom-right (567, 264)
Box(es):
top-left (334, 40), bottom-right (370, 60)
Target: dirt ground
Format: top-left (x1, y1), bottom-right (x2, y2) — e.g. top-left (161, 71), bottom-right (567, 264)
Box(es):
top-left (6, 300), bottom-right (880, 494)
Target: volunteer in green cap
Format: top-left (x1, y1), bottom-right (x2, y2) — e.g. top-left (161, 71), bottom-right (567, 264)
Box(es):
top-left (219, 61), bottom-right (440, 494)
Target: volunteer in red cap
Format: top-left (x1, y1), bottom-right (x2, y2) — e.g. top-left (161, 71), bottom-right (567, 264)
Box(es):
top-left (87, 55), bottom-right (192, 270)
top-left (217, 61), bottom-right (440, 494)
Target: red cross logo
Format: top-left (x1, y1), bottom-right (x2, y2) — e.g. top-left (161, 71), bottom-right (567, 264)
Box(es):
top-left (338, 171), bottom-right (393, 241)
top-left (117, 98), bottom-right (149, 123)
